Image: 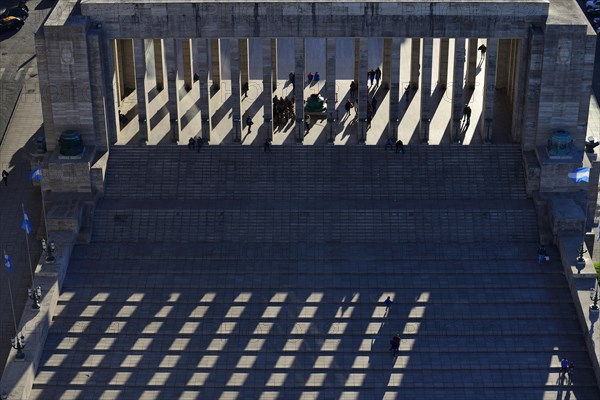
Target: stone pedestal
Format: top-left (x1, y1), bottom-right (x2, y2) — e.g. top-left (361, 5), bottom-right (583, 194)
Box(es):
top-left (43, 147), bottom-right (97, 193)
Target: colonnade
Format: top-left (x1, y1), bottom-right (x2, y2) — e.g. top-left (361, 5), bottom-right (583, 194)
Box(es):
top-left (108, 37), bottom-right (522, 145)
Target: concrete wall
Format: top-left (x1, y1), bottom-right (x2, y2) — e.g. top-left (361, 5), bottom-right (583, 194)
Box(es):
top-left (81, 1), bottom-right (549, 39)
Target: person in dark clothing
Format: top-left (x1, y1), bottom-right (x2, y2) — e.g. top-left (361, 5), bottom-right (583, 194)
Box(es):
top-left (462, 104), bottom-right (472, 125)
top-left (374, 67), bottom-right (382, 86)
top-left (188, 137), bottom-right (196, 150)
top-left (478, 44), bottom-right (487, 59)
top-left (246, 115), bottom-right (254, 133)
top-left (389, 334), bottom-right (400, 357)
top-left (395, 139), bottom-right (405, 154)
top-left (372, 97), bottom-right (378, 113)
top-left (242, 82), bottom-right (249, 99)
top-left (537, 245), bottom-right (547, 264)
top-left (344, 99), bottom-right (353, 118)
top-left (368, 70), bottom-right (375, 87)
top-left (2, 169), bottom-right (8, 186)
top-left (263, 138), bottom-right (272, 153)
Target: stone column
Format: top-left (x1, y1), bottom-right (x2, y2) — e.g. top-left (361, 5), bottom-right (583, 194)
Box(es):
top-left (326, 37), bottom-right (336, 143)
top-left (388, 38), bottom-right (401, 141)
top-left (358, 37), bottom-right (369, 143)
top-left (153, 39), bottom-right (165, 91)
top-left (480, 39), bottom-right (498, 143)
top-left (104, 39), bottom-right (119, 144)
top-left (133, 38), bottom-right (149, 143)
top-left (465, 38), bottom-right (478, 89)
top-left (164, 38), bottom-right (183, 143)
top-left (495, 39), bottom-right (511, 92)
top-left (354, 38), bottom-right (360, 84)
top-left (182, 39), bottom-right (193, 91)
top-left (437, 38), bottom-right (449, 89)
top-left (294, 37), bottom-right (305, 143)
top-left (419, 38), bottom-right (433, 143)
top-left (194, 38), bottom-right (211, 142)
top-left (510, 39), bottom-right (527, 144)
top-left (231, 38), bottom-right (242, 142)
top-left (211, 38), bottom-right (221, 90)
top-left (271, 39), bottom-right (277, 90)
top-left (520, 27), bottom-right (543, 150)
top-left (451, 38), bottom-right (466, 143)
top-left (410, 39), bottom-right (420, 89)
top-left (382, 38), bottom-right (392, 90)
top-left (262, 38), bottom-right (273, 139)
top-left (113, 40), bottom-right (124, 105)
top-left (240, 38), bottom-right (249, 91)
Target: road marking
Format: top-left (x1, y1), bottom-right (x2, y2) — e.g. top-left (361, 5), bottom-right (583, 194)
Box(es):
top-left (0, 68), bottom-right (4, 80)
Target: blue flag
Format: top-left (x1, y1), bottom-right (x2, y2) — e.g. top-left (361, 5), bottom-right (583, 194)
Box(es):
top-left (29, 166), bottom-right (42, 182)
top-left (21, 211), bottom-right (31, 235)
top-left (568, 167), bottom-right (590, 183)
top-left (4, 253), bottom-right (12, 273)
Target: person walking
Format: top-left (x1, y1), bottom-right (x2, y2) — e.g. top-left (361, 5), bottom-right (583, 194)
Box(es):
top-left (478, 44), bottom-right (487, 59)
top-left (196, 137), bottom-right (203, 152)
top-left (462, 104), bottom-right (472, 125)
top-left (374, 67), bottom-right (382, 86)
top-left (314, 72), bottom-right (320, 82)
top-left (304, 114), bottom-right (311, 133)
top-left (395, 139), bottom-right (405, 154)
top-left (344, 99), bottom-right (353, 118)
top-left (389, 334), bottom-right (400, 357)
top-left (560, 358), bottom-right (569, 378)
top-left (537, 245), bottom-right (547, 264)
top-left (188, 137), bottom-right (196, 150)
top-left (246, 115), bottom-right (254, 134)
top-left (2, 169), bottom-right (8, 186)
top-left (368, 70), bottom-right (375, 87)
top-left (263, 138), bottom-right (272, 153)
top-left (384, 296), bottom-right (392, 312)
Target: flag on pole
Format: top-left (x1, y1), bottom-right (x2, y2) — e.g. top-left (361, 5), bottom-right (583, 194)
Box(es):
top-left (21, 210), bottom-right (31, 234)
top-left (29, 166), bottom-right (42, 182)
top-left (4, 252), bottom-right (12, 273)
top-left (568, 167), bottom-right (590, 183)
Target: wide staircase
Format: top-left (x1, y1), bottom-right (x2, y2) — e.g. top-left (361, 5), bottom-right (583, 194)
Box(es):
top-left (31, 145), bottom-right (599, 399)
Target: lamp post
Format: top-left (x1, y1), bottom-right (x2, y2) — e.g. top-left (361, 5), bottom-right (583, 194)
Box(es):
top-left (10, 334), bottom-right (25, 360)
top-left (591, 277), bottom-right (599, 311)
top-left (576, 242), bottom-right (587, 264)
top-left (41, 238), bottom-right (56, 263)
top-left (28, 286), bottom-right (42, 309)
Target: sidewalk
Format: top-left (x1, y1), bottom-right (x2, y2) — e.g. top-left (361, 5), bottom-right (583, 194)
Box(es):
top-left (0, 63), bottom-right (44, 377)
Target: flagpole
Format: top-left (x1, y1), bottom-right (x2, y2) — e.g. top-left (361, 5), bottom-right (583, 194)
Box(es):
top-left (36, 162), bottom-right (49, 241)
top-left (21, 203), bottom-right (35, 287)
top-left (5, 251), bottom-right (18, 334)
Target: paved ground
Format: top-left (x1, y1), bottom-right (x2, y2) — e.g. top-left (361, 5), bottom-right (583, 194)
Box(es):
top-left (0, 0), bottom-right (54, 377)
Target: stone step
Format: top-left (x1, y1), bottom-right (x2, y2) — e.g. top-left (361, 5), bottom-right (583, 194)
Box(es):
top-left (31, 367), bottom-right (596, 389)
top-left (28, 387), bottom-right (599, 400)
top-left (103, 145), bottom-right (527, 200)
top-left (68, 242), bottom-right (549, 261)
top-left (51, 301), bottom-right (578, 321)
top-left (89, 209), bottom-right (538, 244)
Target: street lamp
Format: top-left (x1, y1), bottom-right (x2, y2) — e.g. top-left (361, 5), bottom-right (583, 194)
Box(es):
top-left (10, 334), bottom-right (25, 360)
top-left (28, 286), bottom-right (42, 309)
top-left (591, 278), bottom-right (599, 311)
top-left (576, 243), bottom-right (587, 264)
top-left (41, 238), bottom-right (56, 263)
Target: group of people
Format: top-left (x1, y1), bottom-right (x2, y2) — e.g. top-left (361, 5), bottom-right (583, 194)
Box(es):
top-left (273, 95), bottom-right (295, 127)
top-left (368, 68), bottom-right (382, 87)
top-left (560, 358), bottom-right (575, 382)
top-left (187, 137), bottom-right (203, 151)
top-left (306, 72), bottom-right (320, 83)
